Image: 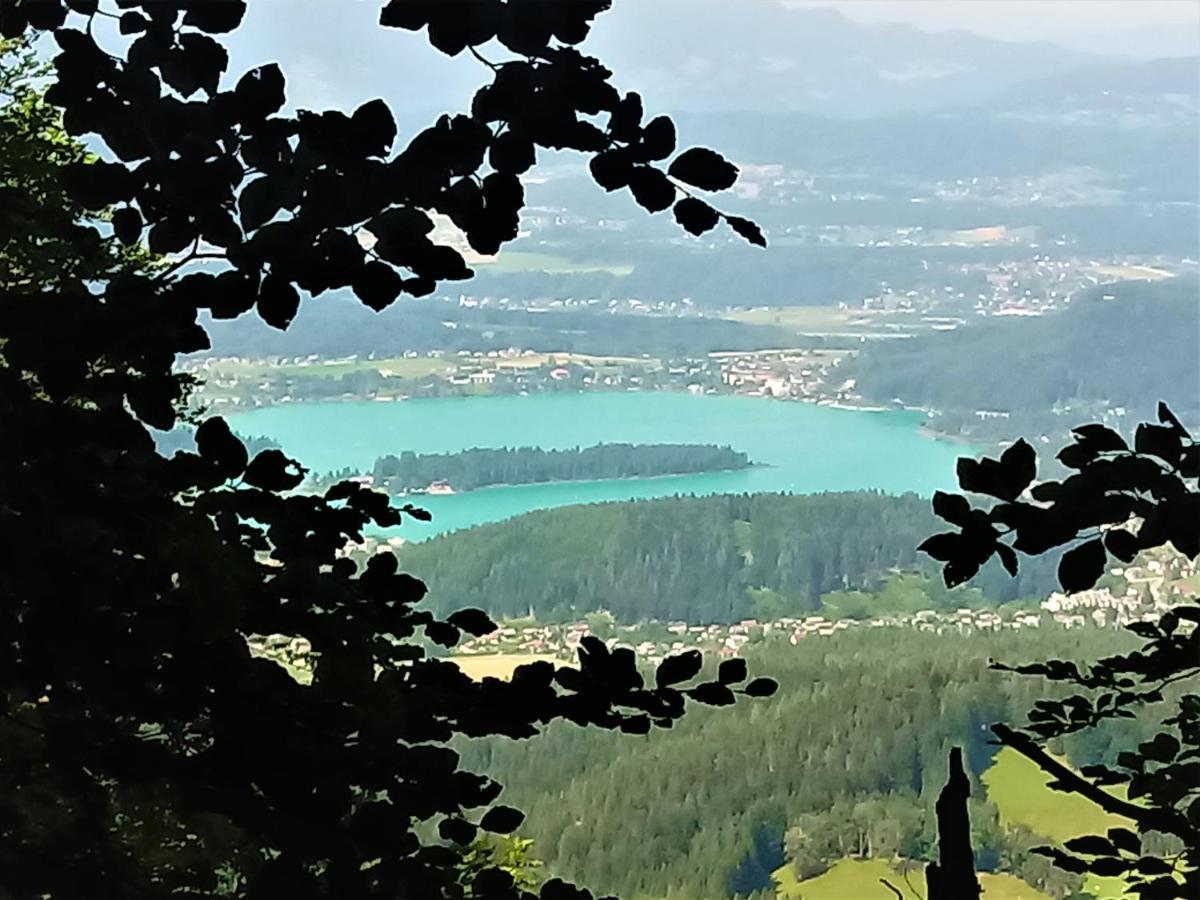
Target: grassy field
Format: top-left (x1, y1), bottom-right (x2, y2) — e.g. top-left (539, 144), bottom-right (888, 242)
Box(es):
top-left (984, 747), bottom-right (1139, 899)
top-left (1092, 265), bottom-right (1175, 282)
top-left (773, 858), bottom-right (1052, 900)
top-left (195, 355), bottom-right (455, 380)
top-left (451, 653), bottom-right (557, 681)
top-left (477, 250), bottom-right (633, 276)
top-left (983, 747), bottom-right (1132, 844)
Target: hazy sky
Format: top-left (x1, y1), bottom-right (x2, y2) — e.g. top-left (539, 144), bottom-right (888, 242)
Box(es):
top-left (787, 0), bottom-right (1200, 47)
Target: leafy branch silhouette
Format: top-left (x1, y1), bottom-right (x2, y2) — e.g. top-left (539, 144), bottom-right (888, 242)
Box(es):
top-left (0, 2), bottom-right (772, 897)
top-left (925, 404), bottom-right (1199, 898)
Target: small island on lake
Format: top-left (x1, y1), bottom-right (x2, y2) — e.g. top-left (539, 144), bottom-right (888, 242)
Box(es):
top-left (318, 443), bottom-right (755, 495)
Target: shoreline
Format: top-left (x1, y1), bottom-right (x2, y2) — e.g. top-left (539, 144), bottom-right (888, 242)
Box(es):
top-left (380, 462), bottom-right (767, 499)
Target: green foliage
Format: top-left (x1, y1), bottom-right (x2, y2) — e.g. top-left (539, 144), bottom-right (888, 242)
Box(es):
top-left (851, 278), bottom-right (1200, 427)
top-left (366, 443), bottom-right (751, 493)
top-left (0, 37), bottom-right (160, 293)
top-left (0, 3), bottom-right (768, 898)
top-left (401, 491), bottom-right (1057, 623)
top-left (456, 628), bottom-right (1137, 898)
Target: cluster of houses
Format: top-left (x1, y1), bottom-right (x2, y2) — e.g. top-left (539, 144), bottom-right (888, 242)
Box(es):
top-left (452, 593), bottom-right (1190, 668)
top-left (248, 548), bottom-right (1195, 678)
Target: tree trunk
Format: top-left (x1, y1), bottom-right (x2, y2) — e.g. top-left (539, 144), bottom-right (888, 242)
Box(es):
top-left (925, 747), bottom-right (981, 900)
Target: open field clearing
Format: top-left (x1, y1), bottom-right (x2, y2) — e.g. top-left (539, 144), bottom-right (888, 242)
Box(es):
top-left (984, 747), bottom-right (1132, 844)
top-left (773, 857), bottom-right (1052, 900)
top-left (1093, 265), bottom-right (1175, 282)
top-left (191, 355), bottom-right (455, 380)
top-left (451, 653), bottom-right (558, 681)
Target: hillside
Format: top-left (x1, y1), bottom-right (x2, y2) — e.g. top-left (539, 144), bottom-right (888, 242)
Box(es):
top-left (400, 491), bottom-right (1058, 623)
top-left (849, 276), bottom-right (1200, 428)
top-left (456, 629), bottom-right (1139, 899)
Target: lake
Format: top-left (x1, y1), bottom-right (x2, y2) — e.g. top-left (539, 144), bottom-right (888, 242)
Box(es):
top-left (225, 392), bottom-right (969, 539)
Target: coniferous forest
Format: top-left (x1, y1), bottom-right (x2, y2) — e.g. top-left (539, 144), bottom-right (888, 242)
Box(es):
top-left (401, 492), bottom-right (1060, 622)
top-left (458, 628), bottom-right (1145, 899)
top-left (365, 443), bottom-right (752, 493)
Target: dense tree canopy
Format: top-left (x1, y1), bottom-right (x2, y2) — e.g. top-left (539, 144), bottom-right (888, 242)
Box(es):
top-left (400, 491), bottom-right (1057, 623)
top-left (0, 2), bottom-right (772, 898)
top-left (365, 443), bottom-right (752, 494)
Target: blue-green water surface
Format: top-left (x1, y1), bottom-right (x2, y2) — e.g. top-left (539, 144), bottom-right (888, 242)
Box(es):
top-left (225, 392), bottom-right (968, 539)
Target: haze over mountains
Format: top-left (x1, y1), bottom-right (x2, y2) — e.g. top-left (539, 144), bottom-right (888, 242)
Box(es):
top-left (224, 1), bottom-right (1198, 120)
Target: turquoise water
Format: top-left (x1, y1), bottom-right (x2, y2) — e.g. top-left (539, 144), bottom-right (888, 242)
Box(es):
top-left (225, 392), bottom-right (968, 539)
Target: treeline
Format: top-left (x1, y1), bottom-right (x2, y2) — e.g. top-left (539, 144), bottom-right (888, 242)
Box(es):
top-left (365, 444), bottom-right (752, 493)
top-left (400, 492), bottom-right (1058, 623)
top-left (850, 277), bottom-right (1200, 430)
top-left (457, 628), bottom-right (1142, 899)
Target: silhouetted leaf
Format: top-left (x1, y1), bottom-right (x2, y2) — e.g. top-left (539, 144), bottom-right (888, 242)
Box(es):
top-left (350, 98), bottom-right (396, 157)
top-left (726, 215), bottom-right (766, 247)
top-left (667, 147), bottom-right (737, 191)
top-left (690, 682), bottom-right (736, 706)
top-left (232, 63), bottom-right (285, 120)
top-left (1058, 538), bottom-right (1107, 593)
top-left (718, 658), bottom-right (747, 684)
top-left (111, 207), bottom-right (141, 245)
top-left (195, 417), bottom-right (247, 479)
top-left (628, 166), bottom-right (675, 213)
top-left (489, 130), bottom-right (536, 175)
top-left (447, 608), bottom-right (497, 637)
top-left (438, 817), bottom-right (476, 844)
top-left (1064, 835), bottom-right (1116, 856)
top-left (673, 198), bottom-right (719, 236)
top-left (401, 503), bottom-right (432, 522)
top-left (479, 805), bottom-right (524, 834)
top-left (918, 532), bottom-right (960, 563)
top-left (743, 677), bottom-right (777, 698)
top-left (256, 276), bottom-right (301, 330)
top-left (243, 449), bottom-right (306, 492)
top-left (183, 1), bottom-right (246, 33)
top-left (931, 491), bottom-right (973, 527)
top-left (352, 261), bottom-right (404, 311)
top-left (1134, 423), bottom-right (1183, 466)
top-left (638, 115), bottom-right (676, 161)
top-left (238, 176), bottom-right (287, 231)
top-left (1071, 424), bottom-right (1128, 452)
top-left (999, 439), bottom-right (1037, 497)
top-left (655, 650), bottom-right (702, 687)
top-left (1103, 528), bottom-right (1140, 563)
top-left (148, 217), bottom-right (197, 254)
top-left (1139, 733), bottom-right (1179, 763)
top-left (118, 12), bottom-right (147, 35)
top-left (1107, 828), bottom-right (1140, 855)
top-left (1087, 857), bottom-right (1130, 876)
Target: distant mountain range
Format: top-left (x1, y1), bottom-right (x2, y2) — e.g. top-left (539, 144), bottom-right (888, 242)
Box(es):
top-left (225, 1), bottom-right (1194, 121)
top-left (585, 1), bottom-right (1104, 116)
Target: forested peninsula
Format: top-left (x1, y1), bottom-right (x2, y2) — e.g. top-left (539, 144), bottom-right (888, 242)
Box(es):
top-left (352, 443), bottom-right (753, 494)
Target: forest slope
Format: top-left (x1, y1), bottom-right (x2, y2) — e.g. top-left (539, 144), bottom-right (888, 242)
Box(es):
top-left (401, 492), bottom-right (1058, 622)
top-left (850, 277), bottom-right (1200, 425)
